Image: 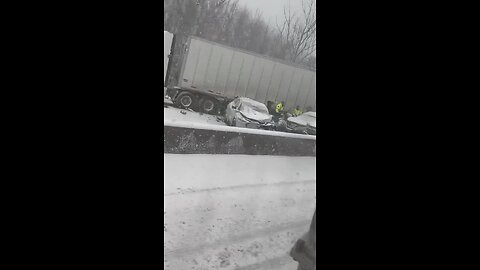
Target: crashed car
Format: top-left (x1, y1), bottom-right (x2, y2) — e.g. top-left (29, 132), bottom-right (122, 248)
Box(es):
top-left (286, 112), bottom-right (316, 135)
top-left (225, 97), bottom-right (274, 130)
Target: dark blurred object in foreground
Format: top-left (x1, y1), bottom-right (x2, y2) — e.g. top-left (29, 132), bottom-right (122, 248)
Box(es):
top-left (291, 209), bottom-right (316, 270)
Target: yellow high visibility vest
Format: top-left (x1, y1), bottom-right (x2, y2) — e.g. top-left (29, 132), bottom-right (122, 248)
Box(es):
top-left (275, 103), bottom-right (283, 113)
top-left (293, 109), bottom-right (303, 116)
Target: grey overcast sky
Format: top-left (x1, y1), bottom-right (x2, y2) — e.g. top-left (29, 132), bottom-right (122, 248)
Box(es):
top-left (238, 0), bottom-right (303, 26)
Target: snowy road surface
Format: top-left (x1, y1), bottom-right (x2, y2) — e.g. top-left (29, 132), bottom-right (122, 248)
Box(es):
top-left (164, 105), bottom-right (226, 127)
top-left (164, 154), bottom-right (316, 269)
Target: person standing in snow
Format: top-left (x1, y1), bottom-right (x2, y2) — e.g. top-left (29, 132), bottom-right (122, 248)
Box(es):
top-left (275, 101), bottom-right (285, 114)
top-left (272, 101), bottom-right (285, 124)
top-left (292, 105), bottom-right (303, 117)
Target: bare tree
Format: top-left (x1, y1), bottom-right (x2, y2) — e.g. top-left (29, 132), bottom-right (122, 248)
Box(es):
top-left (275, 0), bottom-right (316, 64)
top-left (164, 0), bottom-right (316, 68)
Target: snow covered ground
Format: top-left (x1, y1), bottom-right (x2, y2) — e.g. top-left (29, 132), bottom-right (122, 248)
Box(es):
top-left (164, 98), bottom-right (173, 105)
top-left (164, 154), bottom-right (316, 269)
top-left (164, 104), bottom-right (227, 127)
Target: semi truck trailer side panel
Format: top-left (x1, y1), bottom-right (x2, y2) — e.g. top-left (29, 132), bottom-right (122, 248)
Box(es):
top-left (179, 36), bottom-right (316, 111)
top-left (296, 72), bottom-right (315, 109)
top-left (304, 77), bottom-right (316, 111)
top-left (164, 31), bottom-right (174, 87)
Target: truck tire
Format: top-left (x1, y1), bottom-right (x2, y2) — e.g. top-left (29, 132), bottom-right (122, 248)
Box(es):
top-left (199, 98), bottom-right (217, 114)
top-left (175, 92), bottom-right (198, 110)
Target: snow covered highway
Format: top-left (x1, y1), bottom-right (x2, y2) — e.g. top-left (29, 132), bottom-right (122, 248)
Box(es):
top-left (164, 154), bottom-right (316, 269)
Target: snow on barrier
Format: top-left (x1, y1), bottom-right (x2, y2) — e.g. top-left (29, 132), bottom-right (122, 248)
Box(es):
top-left (164, 154), bottom-right (316, 270)
top-left (164, 122), bottom-right (316, 269)
top-left (164, 120), bottom-right (316, 156)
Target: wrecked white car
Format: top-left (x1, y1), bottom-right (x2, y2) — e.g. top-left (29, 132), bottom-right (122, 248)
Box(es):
top-left (225, 97), bottom-right (274, 130)
top-left (286, 112), bottom-right (316, 135)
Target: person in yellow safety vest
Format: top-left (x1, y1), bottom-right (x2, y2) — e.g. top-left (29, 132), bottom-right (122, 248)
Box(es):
top-left (275, 101), bottom-right (285, 114)
top-left (292, 105), bottom-right (303, 117)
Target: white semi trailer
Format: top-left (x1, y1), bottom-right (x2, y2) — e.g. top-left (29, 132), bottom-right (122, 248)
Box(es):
top-left (164, 31), bottom-right (316, 114)
top-left (164, 31), bottom-right (174, 96)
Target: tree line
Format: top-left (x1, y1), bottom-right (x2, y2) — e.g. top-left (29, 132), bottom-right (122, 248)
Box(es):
top-left (164, 0), bottom-right (316, 69)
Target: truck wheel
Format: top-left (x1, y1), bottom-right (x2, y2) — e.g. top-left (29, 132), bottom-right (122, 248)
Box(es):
top-left (199, 98), bottom-right (216, 114)
top-left (175, 92), bottom-right (197, 109)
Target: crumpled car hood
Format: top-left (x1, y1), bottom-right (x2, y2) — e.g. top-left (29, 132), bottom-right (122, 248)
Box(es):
top-left (239, 107), bottom-right (272, 123)
top-left (288, 115), bottom-right (316, 128)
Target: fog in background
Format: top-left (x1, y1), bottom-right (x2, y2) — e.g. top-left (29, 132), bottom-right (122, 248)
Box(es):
top-left (164, 0), bottom-right (316, 68)
top-left (239, 0), bottom-right (303, 26)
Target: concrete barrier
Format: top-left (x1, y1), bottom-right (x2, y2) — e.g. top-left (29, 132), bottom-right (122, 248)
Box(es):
top-left (164, 124), bottom-right (316, 156)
